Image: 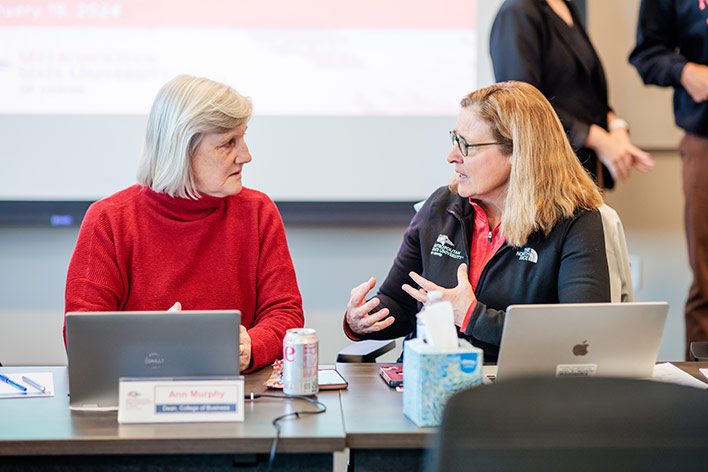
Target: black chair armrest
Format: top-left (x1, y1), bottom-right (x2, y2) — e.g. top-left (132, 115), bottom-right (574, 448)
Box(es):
top-left (337, 340), bottom-right (396, 363)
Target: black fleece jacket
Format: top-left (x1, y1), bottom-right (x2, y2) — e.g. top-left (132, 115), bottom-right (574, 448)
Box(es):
top-left (347, 186), bottom-right (612, 361)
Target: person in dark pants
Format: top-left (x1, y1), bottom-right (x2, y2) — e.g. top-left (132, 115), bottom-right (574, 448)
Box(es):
top-left (490, 0), bottom-right (654, 189)
top-left (629, 0), bottom-right (708, 359)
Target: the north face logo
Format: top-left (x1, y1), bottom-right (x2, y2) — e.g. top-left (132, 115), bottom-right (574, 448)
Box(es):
top-left (516, 247), bottom-right (538, 263)
top-left (436, 234), bottom-right (454, 246)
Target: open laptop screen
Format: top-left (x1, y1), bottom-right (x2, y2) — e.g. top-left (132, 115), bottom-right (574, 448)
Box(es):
top-left (66, 310), bottom-right (240, 410)
top-left (495, 302), bottom-right (668, 382)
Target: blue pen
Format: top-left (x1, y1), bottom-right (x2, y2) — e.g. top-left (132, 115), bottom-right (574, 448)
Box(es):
top-left (0, 373), bottom-right (27, 393)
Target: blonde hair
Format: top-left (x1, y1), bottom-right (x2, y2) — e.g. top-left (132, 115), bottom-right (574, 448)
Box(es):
top-left (452, 81), bottom-right (602, 247)
top-left (137, 75), bottom-right (253, 199)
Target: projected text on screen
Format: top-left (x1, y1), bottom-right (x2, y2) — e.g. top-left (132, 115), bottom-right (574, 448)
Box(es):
top-left (1, 0), bottom-right (477, 116)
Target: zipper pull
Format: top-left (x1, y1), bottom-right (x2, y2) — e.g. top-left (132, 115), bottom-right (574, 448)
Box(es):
top-left (488, 230), bottom-right (493, 243)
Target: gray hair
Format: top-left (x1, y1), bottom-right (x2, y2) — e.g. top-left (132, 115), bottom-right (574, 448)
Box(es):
top-left (137, 75), bottom-right (253, 199)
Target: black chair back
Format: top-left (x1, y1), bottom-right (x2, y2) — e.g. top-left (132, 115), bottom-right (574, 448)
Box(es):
top-left (425, 376), bottom-right (708, 472)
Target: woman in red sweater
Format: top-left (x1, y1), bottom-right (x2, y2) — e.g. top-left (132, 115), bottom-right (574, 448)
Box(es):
top-left (64, 75), bottom-right (304, 373)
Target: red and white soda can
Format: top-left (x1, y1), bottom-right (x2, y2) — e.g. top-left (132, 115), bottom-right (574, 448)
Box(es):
top-left (282, 328), bottom-right (319, 396)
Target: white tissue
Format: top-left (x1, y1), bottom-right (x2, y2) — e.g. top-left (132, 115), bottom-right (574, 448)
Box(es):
top-left (419, 300), bottom-right (458, 351)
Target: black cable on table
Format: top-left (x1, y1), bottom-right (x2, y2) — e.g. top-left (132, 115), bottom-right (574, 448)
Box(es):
top-left (246, 392), bottom-right (327, 472)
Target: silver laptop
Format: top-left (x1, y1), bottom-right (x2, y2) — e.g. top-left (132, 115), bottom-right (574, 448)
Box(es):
top-left (489, 302), bottom-right (668, 382)
top-left (66, 310), bottom-right (240, 410)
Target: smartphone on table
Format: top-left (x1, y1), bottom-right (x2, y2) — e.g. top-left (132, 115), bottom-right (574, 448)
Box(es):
top-left (318, 369), bottom-right (349, 390)
top-left (379, 364), bottom-right (403, 387)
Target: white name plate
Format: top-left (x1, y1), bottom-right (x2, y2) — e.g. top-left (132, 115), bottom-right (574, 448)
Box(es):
top-left (118, 377), bottom-right (244, 424)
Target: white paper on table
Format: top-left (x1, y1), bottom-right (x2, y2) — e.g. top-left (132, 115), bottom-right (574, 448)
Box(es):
top-left (651, 363), bottom-right (708, 389)
top-left (0, 372), bottom-right (55, 398)
top-left (419, 301), bottom-right (458, 351)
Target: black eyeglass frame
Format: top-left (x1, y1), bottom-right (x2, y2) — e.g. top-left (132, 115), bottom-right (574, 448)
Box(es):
top-left (449, 130), bottom-right (508, 157)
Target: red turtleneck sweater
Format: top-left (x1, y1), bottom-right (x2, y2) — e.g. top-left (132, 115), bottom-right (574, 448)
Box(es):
top-left (64, 185), bottom-right (304, 372)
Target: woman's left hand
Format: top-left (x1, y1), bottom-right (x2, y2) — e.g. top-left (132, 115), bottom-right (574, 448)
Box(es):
top-left (239, 325), bottom-right (252, 371)
top-left (402, 263), bottom-right (476, 327)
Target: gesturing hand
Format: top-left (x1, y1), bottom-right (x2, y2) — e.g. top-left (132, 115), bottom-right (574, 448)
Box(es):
top-left (345, 277), bottom-right (395, 335)
top-left (401, 264), bottom-right (475, 327)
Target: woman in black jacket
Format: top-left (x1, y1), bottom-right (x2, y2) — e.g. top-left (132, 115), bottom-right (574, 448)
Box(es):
top-left (343, 81), bottom-right (627, 360)
top-left (490, 0), bottom-right (653, 189)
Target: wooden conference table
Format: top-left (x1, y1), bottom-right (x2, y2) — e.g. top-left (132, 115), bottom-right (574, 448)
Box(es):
top-left (0, 363), bottom-right (706, 471)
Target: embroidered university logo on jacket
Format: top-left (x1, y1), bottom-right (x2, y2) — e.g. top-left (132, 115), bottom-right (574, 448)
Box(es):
top-left (436, 234), bottom-right (454, 246)
top-left (431, 233), bottom-right (463, 260)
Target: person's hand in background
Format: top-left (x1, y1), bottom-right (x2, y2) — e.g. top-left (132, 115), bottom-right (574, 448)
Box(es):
top-left (609, 127), bottom-right (655, 173)
top-left (681, 62), bottom-right (708, 103)
top-left (588, 124), bottom-right (653, 182)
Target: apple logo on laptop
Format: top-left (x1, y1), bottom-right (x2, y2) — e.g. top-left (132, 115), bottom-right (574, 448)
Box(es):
top-left (572, 341), bottom-right (589, 356)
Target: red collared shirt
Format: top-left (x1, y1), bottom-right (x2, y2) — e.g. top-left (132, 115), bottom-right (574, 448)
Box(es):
top-left (460, 200), bottom-right (506, 330)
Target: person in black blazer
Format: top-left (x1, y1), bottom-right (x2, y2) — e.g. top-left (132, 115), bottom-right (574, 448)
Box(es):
top-left (490, 0), bottom-right (653, 189)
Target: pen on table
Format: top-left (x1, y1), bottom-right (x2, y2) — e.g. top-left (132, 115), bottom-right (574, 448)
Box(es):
top-left (21, 375), bottom-right (47, 393)
top-left (0, 373), bottom-right (27, 393)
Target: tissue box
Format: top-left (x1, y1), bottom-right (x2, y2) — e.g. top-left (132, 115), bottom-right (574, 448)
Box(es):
top-left (402, 338), bottom-right (483, 427)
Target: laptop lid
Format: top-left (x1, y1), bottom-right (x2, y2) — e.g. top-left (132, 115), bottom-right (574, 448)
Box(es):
top-left (66, 310), bottom-right (240, 410)
top-left (495, 302), bottom-right (668, 381)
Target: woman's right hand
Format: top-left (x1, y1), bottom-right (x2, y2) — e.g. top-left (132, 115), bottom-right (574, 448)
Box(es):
top-left (345, 277), bottom-right (395, 335)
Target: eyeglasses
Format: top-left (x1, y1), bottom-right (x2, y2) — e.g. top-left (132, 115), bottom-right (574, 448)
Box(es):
top-left (449, 130), bottom-right (507, 157)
